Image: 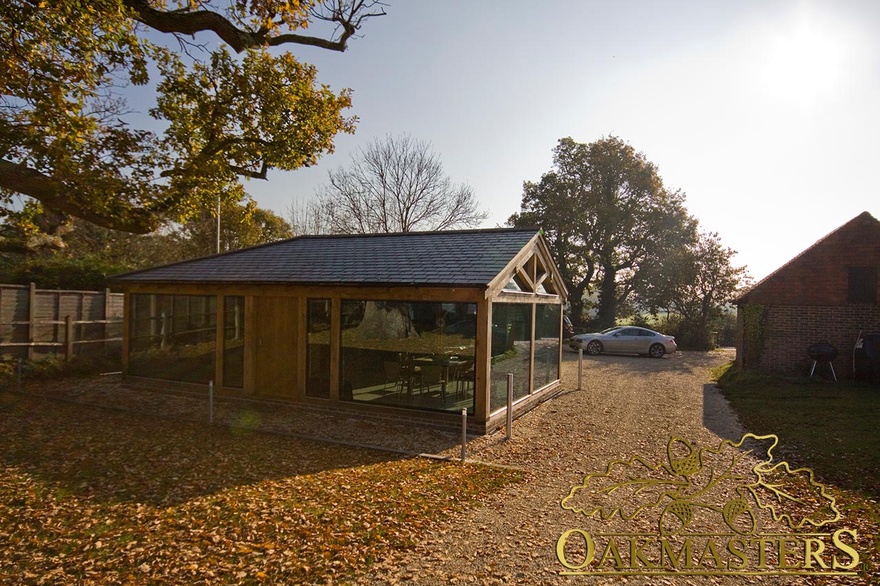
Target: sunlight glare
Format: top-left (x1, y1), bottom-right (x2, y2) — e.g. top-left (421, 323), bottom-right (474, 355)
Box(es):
top-left (759, 17), bottom-right (848, 109)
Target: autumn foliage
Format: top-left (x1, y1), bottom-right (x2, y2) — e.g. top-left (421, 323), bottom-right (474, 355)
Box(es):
top-left (0, 1), bottom-right (383, 246)
top-left (0, 393), bottom-right (519, 583)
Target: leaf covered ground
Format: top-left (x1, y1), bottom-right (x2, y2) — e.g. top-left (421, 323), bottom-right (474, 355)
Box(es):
top-left (716, 366), bottom-right (880, 579)
top-left (0, 392), bottom-right (520, 584)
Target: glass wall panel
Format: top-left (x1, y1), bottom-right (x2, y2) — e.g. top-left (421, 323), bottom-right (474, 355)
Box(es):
top-left (340, 300), bottom-right (476, 413)
top-left (306, 298), bottom-right (331, 399)
top-left (129, 294), bottom-right (217, 384)
top-left (223, 296), bottom-right (245, 388)
top-left (490, 303), bottom-right (532, 412)
top-left (532, 304), bottom-right (561, 391)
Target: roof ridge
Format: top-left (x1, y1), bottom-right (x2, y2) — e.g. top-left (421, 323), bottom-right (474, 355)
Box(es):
top-left (290, 226), bottom-right (537, 240)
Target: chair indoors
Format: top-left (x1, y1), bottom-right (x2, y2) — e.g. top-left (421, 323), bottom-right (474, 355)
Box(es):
top-left (419, 363), bottom-right (447, 403)
top-left (454, 360), bottom-right (475, 397)
top-left (383, 360), bottom-right (404, 394)
top-left (398, 353), bottom-right (422, 395)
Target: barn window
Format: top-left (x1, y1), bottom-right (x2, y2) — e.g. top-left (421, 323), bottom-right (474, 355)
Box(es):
top-left (489, 303), bottom-right (532, 411)
top-left (848, 266), bottom-right (878, 304)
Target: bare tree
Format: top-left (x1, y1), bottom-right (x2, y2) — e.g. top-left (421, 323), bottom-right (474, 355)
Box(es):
top-left (315, 134), bottom-right (487, 233)
top-left (288, 197), bottom-right (331, 236)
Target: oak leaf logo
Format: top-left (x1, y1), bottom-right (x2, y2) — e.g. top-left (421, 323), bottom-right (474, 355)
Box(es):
top-left (560, 433), bottom-right (840, 535)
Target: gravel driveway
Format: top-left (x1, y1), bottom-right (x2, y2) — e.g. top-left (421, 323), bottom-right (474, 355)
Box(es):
top-left (358, 349), bottom-right (859, 585)
top-left (22, 350), bottom-right (864, 584)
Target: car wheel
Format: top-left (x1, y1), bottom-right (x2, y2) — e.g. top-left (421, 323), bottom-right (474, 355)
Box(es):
top-left (649, 343), bottom-right (665, 358)
top-left (586, 340), bottom-right (603, 356)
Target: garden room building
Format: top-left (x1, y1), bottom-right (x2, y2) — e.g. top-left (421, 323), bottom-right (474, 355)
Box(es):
top-left (111, 228), bottom-right (568, 434)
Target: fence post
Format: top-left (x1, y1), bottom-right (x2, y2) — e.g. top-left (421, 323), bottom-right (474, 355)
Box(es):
top-left (103, 288), bottom-right (111, 354)
top-left (27, 282), bottom-right (36, 361)
top-left (65, 315), bottom-right (74, 362)
top-left (16, 358), bottom-right (22, 392)
top-left (506, 372), bottom-right (514, 440)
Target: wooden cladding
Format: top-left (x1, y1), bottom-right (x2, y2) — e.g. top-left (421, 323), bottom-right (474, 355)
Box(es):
top-left (252, 296), bottom-right (298, 398)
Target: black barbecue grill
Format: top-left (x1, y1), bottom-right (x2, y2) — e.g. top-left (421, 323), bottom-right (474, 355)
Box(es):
top-left (808, 342), bottom-right (838, 381)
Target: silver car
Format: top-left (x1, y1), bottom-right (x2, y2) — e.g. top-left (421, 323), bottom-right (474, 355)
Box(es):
top-left (569, 326), bottom-right (677, 358)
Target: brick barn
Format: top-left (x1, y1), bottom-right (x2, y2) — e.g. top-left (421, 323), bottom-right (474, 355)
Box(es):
top-left (735, 211), bottom-right (880, 378)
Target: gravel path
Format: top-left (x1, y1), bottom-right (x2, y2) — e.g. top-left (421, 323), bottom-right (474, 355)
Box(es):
top-left (357, 349), bottom-right (860, 585)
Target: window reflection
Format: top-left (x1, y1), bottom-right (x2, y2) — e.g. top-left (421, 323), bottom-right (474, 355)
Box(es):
top-left (129, 294), bottom-right (217, 384)
top-left (490, 303), bottom-right (532, 411)
top-left (306, 298), bottom-right (331, 398)
top-left (532, 304), bottom-right (560, 391)
top-left (339, 300), bottom-right (476, 413)
top-left (223, 296), bottom-right (244, 388)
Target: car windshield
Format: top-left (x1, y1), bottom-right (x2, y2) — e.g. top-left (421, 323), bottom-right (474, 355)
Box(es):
top-left (599, 327), bottom-right (621, 334)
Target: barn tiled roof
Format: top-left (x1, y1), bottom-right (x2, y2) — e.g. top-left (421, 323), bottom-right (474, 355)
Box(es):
top-left (111, 228), bottom-right (540, 288)
top-left (735, 211), bottom-right (880, 304)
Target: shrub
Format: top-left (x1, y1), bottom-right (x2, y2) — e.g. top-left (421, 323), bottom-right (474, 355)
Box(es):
top-left (646, 316), bottom-right (715, 350)
top-left (0, 254), bottom-right (132, 290)
top-left (0, 355), bottom-right (121, 391)
top-left (716, 311), bottom-right (737, 347)
top-left (0, 360), bottom-right (16, 390)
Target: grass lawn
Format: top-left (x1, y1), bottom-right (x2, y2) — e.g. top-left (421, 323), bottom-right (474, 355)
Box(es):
top-left (714, 363), bottom-right (879, 579)
top-left (0, 392), bottom-right (520, 584)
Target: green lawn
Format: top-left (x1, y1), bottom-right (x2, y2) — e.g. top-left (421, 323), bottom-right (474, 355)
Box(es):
top-left (715, 364), bottom-right (880, 494)
top-left (0, 392), bottom-right (520, 584)
top-left (715, 363), bottom-right (879, 580)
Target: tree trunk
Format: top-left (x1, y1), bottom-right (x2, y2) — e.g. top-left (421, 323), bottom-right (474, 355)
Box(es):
top-left (568, 281), bottom-right (592, 328)
top-left (561, 258), bottom-right (594, 329)
top-left (597, 268), bottom-right (617, 328)
top-left (355, 301), bottom-right (418, 340)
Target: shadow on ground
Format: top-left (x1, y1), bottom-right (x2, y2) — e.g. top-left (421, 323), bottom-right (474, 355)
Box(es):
top-left (0, 392), bottom-right (405, 507)
top-left (701, 383), bottom-right (745, 442)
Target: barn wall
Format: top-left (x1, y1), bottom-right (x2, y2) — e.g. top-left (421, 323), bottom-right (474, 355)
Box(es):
top-left (744, 304), bottom-right (880, 377)
top-left (736, 213), bottom-right (880, 377)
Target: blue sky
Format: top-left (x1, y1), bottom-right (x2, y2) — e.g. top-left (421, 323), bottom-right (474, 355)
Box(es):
top-left (242, 0), bottom-right (880, 282)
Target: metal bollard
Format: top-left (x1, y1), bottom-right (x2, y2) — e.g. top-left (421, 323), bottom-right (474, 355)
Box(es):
top-left (460, 408), bottom-right (467, 463)
top-left (506, 372), bottom-right (513, 440)
top-left (578, 348), bottom-right (583, 391)
top-left (208, 380), bottom-right (214, 425)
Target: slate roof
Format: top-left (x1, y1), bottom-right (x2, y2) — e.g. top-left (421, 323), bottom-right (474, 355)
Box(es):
top-left (111, 228), bottom-right (541, 288)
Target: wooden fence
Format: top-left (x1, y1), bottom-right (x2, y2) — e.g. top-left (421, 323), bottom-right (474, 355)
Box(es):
top-left (0, 283), bottom-right (124, 361)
